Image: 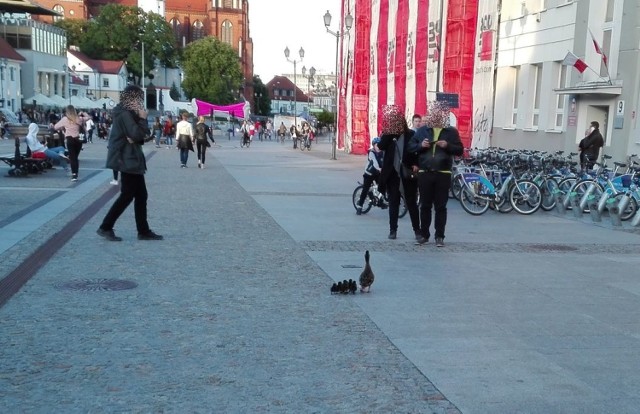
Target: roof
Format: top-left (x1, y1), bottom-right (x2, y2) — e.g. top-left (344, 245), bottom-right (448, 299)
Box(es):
top-left (266, 76), bottom-right (309, 102)
top-left (0, 0), bottom-right (60, 16)
top-left (0, 37), bottom-right (25, 61)
top-left (68, 49), bottom-right (124, 75)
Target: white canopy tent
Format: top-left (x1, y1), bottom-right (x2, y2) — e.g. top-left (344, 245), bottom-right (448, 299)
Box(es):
top-left (24, 93), bottom-right (57, 107)
top-left (50, 95), bottom-right (69, 108)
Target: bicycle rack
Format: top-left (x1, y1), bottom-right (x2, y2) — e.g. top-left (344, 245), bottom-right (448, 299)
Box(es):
top-left (569, 192), bottom-right (583, 218)
top-left (553, 189), bottom-right (566, 214)
top-left (631, 207), bottom-right (640, 227)
top-left (587, 195), bottom-right (601, 222)
top-left (579, 183), bottom-right (598, 212)
top-left (596, 191), bottom-right (611, 214)
top-left (606, 198), bottom-right (622, 227)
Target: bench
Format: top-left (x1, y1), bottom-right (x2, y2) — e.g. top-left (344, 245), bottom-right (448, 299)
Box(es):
top-left (0, 137), bottom-right (52, 176)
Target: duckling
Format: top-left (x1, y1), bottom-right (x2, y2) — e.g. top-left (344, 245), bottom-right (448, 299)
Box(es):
top-left (348, 279), bottom-right (357, 294)
top-left (330, 283), bottom-right (339, 294)
top-left (359, 250), bottom-right (375, 293)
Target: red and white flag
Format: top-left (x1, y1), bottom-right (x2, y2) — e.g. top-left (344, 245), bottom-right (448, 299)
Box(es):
top-left (589, 29), bottom-right (608, 66)
top-left (562, 52), bottom-right (588, 73)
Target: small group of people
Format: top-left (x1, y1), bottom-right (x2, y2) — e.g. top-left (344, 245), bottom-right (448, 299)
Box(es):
top-left (355, 102), bottom-right (463, 247)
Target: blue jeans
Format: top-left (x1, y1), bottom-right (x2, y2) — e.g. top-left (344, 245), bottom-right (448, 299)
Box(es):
top-left (166, 135), bottom-right (173, 146)
top-left (43, 146), bottom-right (68, 166)
top-left (180, 148), bottom-right (189, 165)
top-left (154, 130), bottom-right (161, 146)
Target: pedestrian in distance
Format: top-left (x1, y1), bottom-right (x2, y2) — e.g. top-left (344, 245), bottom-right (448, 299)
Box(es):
top-left (152, 116), bottom-right (163, 148)
top-left (408, 101), bottom-right (463, 247)
top-left (163, 115), bottom-right (175, 148)
top-left (52, 105), bottom-right (91, 182)
top-left (194, 116), bottom-right (215, 169)
top-left (377, 104), bottom-right (421, 240)
top-left (578, 121), bottom-right (604, 171)
top-left (355, 137), bottom-right (387, 215)
top-left (97, 85), bottom-right (163, 242)
top-left (176, 112), bottom-right (194, 168)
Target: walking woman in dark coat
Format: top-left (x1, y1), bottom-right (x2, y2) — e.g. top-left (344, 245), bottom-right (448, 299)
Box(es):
top-left (194, 115), bottom-right (215, 168)
top-left (97, 85), bottom-right (162, 241)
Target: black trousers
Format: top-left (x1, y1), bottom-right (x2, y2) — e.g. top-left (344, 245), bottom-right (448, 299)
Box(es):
top-left (386, 172), bottom-right (420, 233)
top-left (196, 141), bottom-right (209, 164)
top-left (100, 172), bottom-right (150, 234)
top-left (65, 136), bottom-right (83, 176)
top-left (417, 171), bottom-right (451, 239)
top-left (357, 173), bottom-right (378, 206)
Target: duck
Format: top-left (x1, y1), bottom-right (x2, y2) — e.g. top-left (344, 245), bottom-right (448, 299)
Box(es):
top-left (359, 250), bottom-right (375, 293)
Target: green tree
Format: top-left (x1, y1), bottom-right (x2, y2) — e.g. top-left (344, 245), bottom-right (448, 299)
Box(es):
top-left (316, 109), bottom-right (334, 127)
top-left (79, 4), bottom-right (178, 85)
top-left (252, 75), bottom-right (271, 116)
top-left (54, 19), bottom-right (90, 48)
top-left (169, 82), bottom-right (180, 101)
top-left (180, 37), bottom-right (243, 104)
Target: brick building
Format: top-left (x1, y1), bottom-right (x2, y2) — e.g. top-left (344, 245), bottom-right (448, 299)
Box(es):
top-left (34, 0), bottom-right (254, 102)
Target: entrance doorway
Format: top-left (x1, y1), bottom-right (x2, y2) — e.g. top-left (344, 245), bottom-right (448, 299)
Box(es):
top-left (585, 105), bottom-right (608, 144)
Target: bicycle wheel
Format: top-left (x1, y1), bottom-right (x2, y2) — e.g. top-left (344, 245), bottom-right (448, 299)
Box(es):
top-left (352, 186), bottom-right (373, 214)
top-left (450, 174), bottom-right (464, 200)
top-left (399, 194), bottom-right (408, 218)
top-left (300, 140), bottom-right (306, 151)
top-left (509, 180), bottom-right (542, 215)
top-left (540, 177), bottom-right (559, 211)
top-left (613, 193), bottom-right (638, 221)
top-left (459, 186), bottom-right (490, 215)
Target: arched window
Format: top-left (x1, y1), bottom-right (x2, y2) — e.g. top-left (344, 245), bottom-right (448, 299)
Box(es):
top-left (170, 18), bottom-right (182, 44)
top-left (233, 0), bottom-right (240, 8)
top-left (221, 20), bottom-right (233, 45)
top-left (53, 5), bottom-right (64, 22)
top-left (192, 20), bottom-right (205, 41)
top-left (224, 0), bottom-right (232, 8)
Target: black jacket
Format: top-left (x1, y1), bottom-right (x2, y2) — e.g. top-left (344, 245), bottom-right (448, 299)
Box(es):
top-left (378, 129), bottom-right (419, 185)
top-left (105, 105), bottom-right (149, 175)
top-left (407, 126), bottom-right (463, 172)
top-left (579, 129), bottom-right (604, 161)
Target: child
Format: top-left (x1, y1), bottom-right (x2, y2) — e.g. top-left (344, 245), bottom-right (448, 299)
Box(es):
top-left (356, 137), bottom-right (386, 215)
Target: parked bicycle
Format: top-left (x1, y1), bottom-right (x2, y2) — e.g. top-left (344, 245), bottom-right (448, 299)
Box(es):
top-left (352, 181), bottom-right (408, 218)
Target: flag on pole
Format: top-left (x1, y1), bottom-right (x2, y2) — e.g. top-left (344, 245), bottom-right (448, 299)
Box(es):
top-left (562, 52), bottom-right (588, 73)
top-left (589, 29), bottom-right (608, 66)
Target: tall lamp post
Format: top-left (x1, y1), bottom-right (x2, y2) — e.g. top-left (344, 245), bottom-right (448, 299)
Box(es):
top-left (254, 92), bottom-right (262, 116)
top-left (324, 9), bottom-right (353, 160)
top-left (62, 64), bottom-right (71, 104)
top-left (301, 65), bottom-right (316, 114)
top-left (284, 46), bottom-right (304, 129)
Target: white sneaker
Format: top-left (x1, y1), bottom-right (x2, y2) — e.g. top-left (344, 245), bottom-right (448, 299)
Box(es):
top-left (109, 179), bottom-right (118, 185)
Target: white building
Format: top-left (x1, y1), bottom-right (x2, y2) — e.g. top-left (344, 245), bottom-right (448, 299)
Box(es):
top-left (492, 0), bottom-right (632, 160)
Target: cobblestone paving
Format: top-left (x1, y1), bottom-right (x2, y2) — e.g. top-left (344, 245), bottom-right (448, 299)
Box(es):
top-left (0, 151), bottom-right (460, 413)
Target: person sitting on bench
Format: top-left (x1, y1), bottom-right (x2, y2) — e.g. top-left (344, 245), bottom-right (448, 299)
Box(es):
top-left (25, 123), bottom-right (69, 168)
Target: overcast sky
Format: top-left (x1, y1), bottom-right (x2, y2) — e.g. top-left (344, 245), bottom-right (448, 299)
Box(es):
top-left (248, 0), bottom-right (342, 82)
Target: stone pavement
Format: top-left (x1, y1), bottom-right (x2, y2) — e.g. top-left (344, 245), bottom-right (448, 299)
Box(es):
top-left (1, 132), bottom-right (640, 413)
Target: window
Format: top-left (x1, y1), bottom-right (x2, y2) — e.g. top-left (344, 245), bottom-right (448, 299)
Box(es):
top-left (83, 75), bottom-right (89, 84)
top-left (511, 66), bottom-right (520, 126)
top-left (605, 0), bottom-right (615, 22)
top-left (555, 64), bottom-right (568, 130)
top-left (103, 78), bottom-right (109, 88)
top-left (10, 67), bottom-right (14, 81)
top-left (192, 20), bottom-right (205, 41)
top-left (233, 0), bottom-right (240, 8)
top-left (532, 64), bottom-right (542, 127)
top-left (170, 19), bottom-right (182, 44)
top-left (221, 20), bottom-right (233, 45)
top-left (53, 5), bottom-right (64, 22)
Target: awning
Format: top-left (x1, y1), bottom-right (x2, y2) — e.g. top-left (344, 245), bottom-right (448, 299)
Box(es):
top-left (50, 95), bottom-right (69, 107)
top-left (23, 93), bottom-right (56, 106)
top-left (0, 0), bottom-right (60, 16)
top-left (554, 83), bottom-right (622, 96)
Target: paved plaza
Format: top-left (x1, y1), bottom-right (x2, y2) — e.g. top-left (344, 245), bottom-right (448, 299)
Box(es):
top-left (1, 131), bottom-right (640, 413)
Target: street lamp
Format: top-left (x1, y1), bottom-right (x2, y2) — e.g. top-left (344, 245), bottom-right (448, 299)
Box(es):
top-left (0, 59), bottom-right (7, 108)
top-left (62, 64), bottom-right (71, 104)
top-left (324, 9), bottom-right (353, 160)
top-left (301, 65), bottom-right (316, 113)
top-left (254, 91), bottom-right (262, 115)
top-left (284, 46), bottom-right (304, 129)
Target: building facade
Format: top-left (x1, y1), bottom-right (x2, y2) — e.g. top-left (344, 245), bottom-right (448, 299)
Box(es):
top-left (35, 0), bottom-right (254, 106)
top-left (492, 0), bottom-right (634, 162)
